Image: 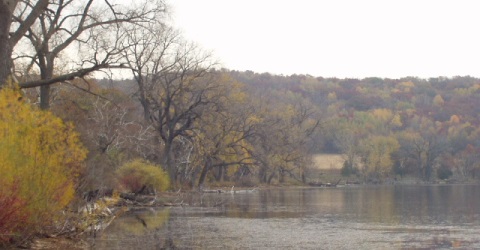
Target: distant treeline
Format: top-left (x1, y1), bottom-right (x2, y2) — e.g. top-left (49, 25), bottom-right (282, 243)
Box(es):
top-left (226, 71), bottom-right (480, 182)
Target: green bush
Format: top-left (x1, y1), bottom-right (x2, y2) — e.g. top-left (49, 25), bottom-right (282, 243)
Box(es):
top-left (116, 159), bottom-right (170, 193)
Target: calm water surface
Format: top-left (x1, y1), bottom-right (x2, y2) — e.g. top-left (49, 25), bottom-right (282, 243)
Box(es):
top-left (93, 185), bottom-right (480, 249)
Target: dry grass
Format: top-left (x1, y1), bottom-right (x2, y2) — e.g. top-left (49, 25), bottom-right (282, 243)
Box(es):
top-left (311, 154), bottom-right (345, 170)
top-left (304, 154), bottom-right (353, 184)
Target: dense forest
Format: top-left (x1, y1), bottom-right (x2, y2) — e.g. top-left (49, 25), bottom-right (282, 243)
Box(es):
top-left (86, 70), bottom-right (480, 185)
top-left (1, 0), bottom-right (480, 246)
top-left (48, 72), bottom-right (320, 190)
top-left (230, 72), bottom-right (480, 180)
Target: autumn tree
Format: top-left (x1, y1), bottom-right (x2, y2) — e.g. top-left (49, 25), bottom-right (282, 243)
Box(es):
top-left (359, 135), bottom-right (400, 180)
top-left (0, 84), bottom-right (86, 242)
top-left (396, 117), bottom-right (448, 181)
top-left (443, 119), bottom-right (480, 179)
top-left (433, 94), bottom-right (445, 107)
top-left (224, 71), bottom-right (480, 181)
top-left (328, 113), bottom-right (364, 176)
top-left (454, 145), bottom-right (480, 178)
top-left (250, 93), bottom-right (319, 184)
top-left (193, 76), bottom-right (256, 188)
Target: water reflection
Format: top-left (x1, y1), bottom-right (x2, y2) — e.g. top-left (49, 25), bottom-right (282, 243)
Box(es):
top-left (95, 185), bottom-right (480, 249)
top-left (105, 208), bottom-right (170, 235)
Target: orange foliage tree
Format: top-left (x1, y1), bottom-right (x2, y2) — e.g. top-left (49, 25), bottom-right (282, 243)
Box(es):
top-left (0, 84), bottom-right (87, 243)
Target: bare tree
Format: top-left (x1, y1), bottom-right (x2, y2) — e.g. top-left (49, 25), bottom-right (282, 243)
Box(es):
top-left (3, 0), bottom-right (166, 109)
top-left (1, 0), bottom-right (48, 84)
top-left (51, 80), bottom-right (155, 190)
top-left (122, 23), bottom-right (181, 121)
top-left (123, 23), bottom-right (217, 183)
top-left (149, 57), bottom-right (218, 183)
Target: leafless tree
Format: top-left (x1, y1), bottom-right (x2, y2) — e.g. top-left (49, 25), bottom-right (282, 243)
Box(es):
top-left (2, 0), bottom-right (167, 109)
top-left (1, 0), bottom-right (47, 84)
top-left (51, 80), bottom-right (156, 190)
top-left (123, 22), bottom-right (218, 183)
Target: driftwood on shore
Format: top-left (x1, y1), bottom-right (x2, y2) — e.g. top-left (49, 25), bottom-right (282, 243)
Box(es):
top-left (345, 180), bottom-right (361, 185)
top-left (201, 186), bottom-right (258, 194)
top-left (202, 189), bottom-right (224, 193)
top-left (308, 179), bottom-right (342, 187)
top-left (118, 192), bottom-right (186, 207)
top-left (119, 193), bottom-right (157, 206)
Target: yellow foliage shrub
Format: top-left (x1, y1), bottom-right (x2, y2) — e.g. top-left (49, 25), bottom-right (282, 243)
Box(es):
top-left (0, 84), bottom-right (87, 240)
top-left (116, 159), bottom-right (170, 193)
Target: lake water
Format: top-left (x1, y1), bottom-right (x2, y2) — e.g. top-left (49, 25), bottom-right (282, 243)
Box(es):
top-left (93, 185), bottom-right (480, 249)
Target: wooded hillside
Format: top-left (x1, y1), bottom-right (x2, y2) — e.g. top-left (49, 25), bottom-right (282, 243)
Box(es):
top-left (229, 71), bottom-right (480, 182)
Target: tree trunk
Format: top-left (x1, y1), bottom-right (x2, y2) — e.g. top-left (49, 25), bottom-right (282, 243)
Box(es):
top-left (259, 165), bottom-right (268, 183)
top-left (163, 142), bottom-right (176, 183)
top-left (40, 85), bottom-right (50, 109)
top-left (215, 166), bottom-right (224, 182)
top-left (279, 168), bottom-right (285, 183)
top-left (38, 55), bottom-right (53, 109)
top-left (0, 1), bottom-right (13, 85)
top-left (197, 159), bottom-right (212, 188)
top-left (137, 78), bottom-right (151, 122)
top-left (267, 171), bottom-right (276, 184)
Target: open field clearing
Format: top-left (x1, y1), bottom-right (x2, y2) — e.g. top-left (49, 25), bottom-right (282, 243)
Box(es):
top-left (311, 154), bottom-right (344, 170)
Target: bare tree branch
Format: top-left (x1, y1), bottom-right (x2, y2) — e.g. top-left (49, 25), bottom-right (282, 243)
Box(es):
top-left (9, 0), bottom-right (48, 47)
top-left (19, 63), bottom-right (127, 88)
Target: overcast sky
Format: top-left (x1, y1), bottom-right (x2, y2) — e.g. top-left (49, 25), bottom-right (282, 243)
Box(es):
top-left (171, 0), bottom-right (480, 79)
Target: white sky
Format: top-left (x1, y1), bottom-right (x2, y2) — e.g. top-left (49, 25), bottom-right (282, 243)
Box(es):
top-left (170, 0), bottom-right (480, 79)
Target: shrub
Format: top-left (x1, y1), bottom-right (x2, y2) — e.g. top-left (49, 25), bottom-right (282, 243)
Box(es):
top-left (0, 183), bottom-right (28, 244)
top-left (116, 159), bottom-right (170, 193)
top-left (0, 84), bottom-right (87, 243)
